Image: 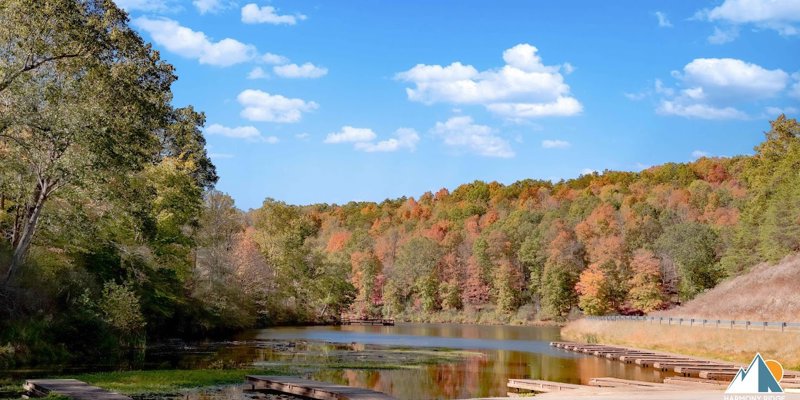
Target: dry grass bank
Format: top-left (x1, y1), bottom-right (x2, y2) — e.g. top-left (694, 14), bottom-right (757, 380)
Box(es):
top-left (562, 319), bottom-right (800, 369)
top-left (659, 254), bottom-right (800, 322)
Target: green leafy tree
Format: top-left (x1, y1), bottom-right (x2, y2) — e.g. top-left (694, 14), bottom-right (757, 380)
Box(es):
top-left (656, 222), bottom-right (723, 300)
top-left (0, 0), bottom-right (177, 286)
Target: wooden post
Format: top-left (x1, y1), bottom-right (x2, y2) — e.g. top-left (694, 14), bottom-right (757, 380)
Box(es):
top-left (782, 322), bottom-right (787, 332)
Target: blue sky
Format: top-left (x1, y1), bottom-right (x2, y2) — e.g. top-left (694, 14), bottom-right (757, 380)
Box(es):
top-left (118, 0), bottom-right (799, 209)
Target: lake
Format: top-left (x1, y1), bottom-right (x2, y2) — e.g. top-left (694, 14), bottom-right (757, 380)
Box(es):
top-left (148, 323), bottom-right (675, 399)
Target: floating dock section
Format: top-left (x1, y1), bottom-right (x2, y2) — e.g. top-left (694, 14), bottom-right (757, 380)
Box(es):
top-left (246, 375), bottom-right (395, 400)
top-left (24, 379), bottom-right (132, 400)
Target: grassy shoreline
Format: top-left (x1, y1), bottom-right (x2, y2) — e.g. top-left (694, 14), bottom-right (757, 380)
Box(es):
top-left (562, 319), bottom-right (800, 370)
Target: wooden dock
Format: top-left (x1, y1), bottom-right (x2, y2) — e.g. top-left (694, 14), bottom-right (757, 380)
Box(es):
top-left (507, 379), bottom-right (588, 393)
top-left (24, 379), bottom-right (131, 400)
top-left (246, 375), bottom-right (395, 400)
top-left (340, 318), bottom-right (395, 326)
top-left (551, 341), bottom-right (800, 382)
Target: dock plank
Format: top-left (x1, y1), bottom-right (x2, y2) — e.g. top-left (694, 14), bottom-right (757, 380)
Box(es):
top-left (24, 379), bottom-right (131, 400)
top-left (247, 375), bottom-right (395, 400)
top-left (507, 379), bottom-right (587, 393)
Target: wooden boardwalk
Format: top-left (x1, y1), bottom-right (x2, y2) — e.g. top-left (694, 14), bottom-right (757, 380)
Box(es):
top-left (24, 379), bottom-right (131, 400)
top-left (246, 375), bottom-right (395, 400)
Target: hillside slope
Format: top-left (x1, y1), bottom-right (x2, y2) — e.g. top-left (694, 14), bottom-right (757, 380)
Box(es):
top-left (660, 254), bottom-right (800, 322)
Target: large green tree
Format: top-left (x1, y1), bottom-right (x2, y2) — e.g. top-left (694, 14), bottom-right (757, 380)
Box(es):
top-left (0, 0), bottom-right (181, 286)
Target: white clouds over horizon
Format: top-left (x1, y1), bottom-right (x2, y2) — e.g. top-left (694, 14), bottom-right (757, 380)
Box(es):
top-left (697, 0), bottom-right (800, 41)
top-left (237, 89), bottom-right (319, 123)
top-left (134, 17), bottom-right (257, 67)
top-left (205, 123), bottom-right (279, 143)
top-left (431, 116), bottom-right (514, 158)
top-left (241, 3), bottom-right (307, 25)
top-left (396, 44), bottom-right (582, 120)
top-left (653, 58), bottom-right (793, 120)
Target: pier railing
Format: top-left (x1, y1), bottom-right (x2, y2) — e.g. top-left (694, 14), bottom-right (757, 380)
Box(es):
top-left (586, 315), bottom-right (800, 332)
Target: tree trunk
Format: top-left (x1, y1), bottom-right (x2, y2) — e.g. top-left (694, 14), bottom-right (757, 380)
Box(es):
top-left (3, 179), bottom-right (50, 287)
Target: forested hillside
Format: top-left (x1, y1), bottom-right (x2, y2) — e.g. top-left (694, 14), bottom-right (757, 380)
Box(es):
top-left (240, 115), bottom-right (800, 322)
top-left (2, 0), bottom-right (799, 371)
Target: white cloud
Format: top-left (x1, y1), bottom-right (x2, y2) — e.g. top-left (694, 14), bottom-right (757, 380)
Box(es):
top-left (354, 128), bottom-right (420, 152)
top-left (487, 97), bottom-right (582, 119)
top-left (679, 58), bottom-right (789, 100)
top-left (262, 53), bottom-right (290, 65)
top-left (580, 168), bottom-right (597, 175)
top-left (134, 17), bottom-right (257, 67)
top-left (241, 3), bottom-right (306, 25)
top-left (274, 63), bottom-right (328, 79)
top-left (396, 43), bottom-right (581, 120)
top-left (692, 150), bottom-right (711, 159)
top-left (700, 0), bottom-right (800, 36)
top-left (295, 133), bottom-right (311, 140)
top-left (653, 58), bottom-right (791, 120)
top-left (115, 0), bottom-right (178, 12)
top-left (431, 116), bottom-right (514, 158)
top-left (193, 0), bottom-right (226, 14)
top-left (764, 106), bottom-right (799, 116)
top-left (205, 123), bottom-right (279, 143)
top-left (657, 101), bottom-right (749, 119)
top-left (247, 67), bottom-right (268, 79)
top-left (237, 89), bottom-right (318, 123)
top-left (708, 26), bottom-right (740, 44)
top-left (324, 126), bottom-right (377, 144)
top-left (541, 139), bottom-right (571, 149)
top-left (790, 76), bottom-right (800, 99)
top-left (655, 11), bottom-right (673, 27)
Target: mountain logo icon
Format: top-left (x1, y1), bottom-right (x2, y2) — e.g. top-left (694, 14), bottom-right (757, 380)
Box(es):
top-left (725, 353), bottom-right (784, 393)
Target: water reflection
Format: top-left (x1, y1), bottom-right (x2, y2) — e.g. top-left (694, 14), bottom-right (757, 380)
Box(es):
top-left (240, 324), bottom-right (675, 399)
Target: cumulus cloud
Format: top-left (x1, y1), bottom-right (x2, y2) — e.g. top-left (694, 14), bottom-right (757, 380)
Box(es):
top-left (354, 128), bottom-right (420, 152)
top-left (679, 58), bottom-right (789, 100)
top-left (541, 139), bottom-right (571, 149)
top-left (654, 58), bottom-right (791, 120)
top-left (657, 100), bottom-right (749, 120)
top-left (247, 67), bottom-right (268, 79)
top-left (205, 123), bottom-right (279, 143)
top-left (708, 26), bottom-right (740, 44)
top-left (324, 127), bottom-right (377, 144)
top-left (273, 63), bottom-right (328, 78)
top-left (193, 0), bottom-right (227, 14)
top-left (431, 116), bottom-right (514, 158)
top-left (262, 53), bottom-right (290, 65)
top-left (241, 3), bottom-right (306, 25)
top-left (237, 89), bottom-right (318, 123)
top-left (697, 0), bottom-right (800, 39)
top-left (134, 17), bottom-right (257, 67)
top-left (396, 43), bottom-right (581, 120)
top-left (790, 76), bottom-right (800, 99)
top-left (655, 11), bottom-right (673, 27)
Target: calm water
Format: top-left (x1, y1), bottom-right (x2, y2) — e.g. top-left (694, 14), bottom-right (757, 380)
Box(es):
top-left (175, 323), bottom-right (673, 399)
top-left (6, 323), bottom-right (676, 399)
